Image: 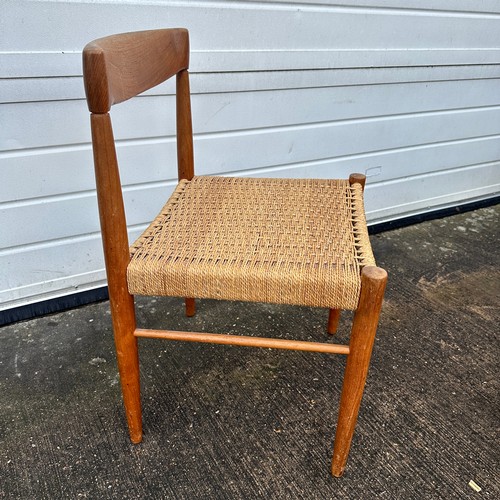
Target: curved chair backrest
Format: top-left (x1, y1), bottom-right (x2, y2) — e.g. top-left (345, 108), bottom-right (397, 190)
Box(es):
top-left (83, 28), bottom-right (189, 113)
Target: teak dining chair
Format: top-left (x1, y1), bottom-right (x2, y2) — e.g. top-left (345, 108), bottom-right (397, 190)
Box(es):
top-left (83, 28), bottom-right (387, 477)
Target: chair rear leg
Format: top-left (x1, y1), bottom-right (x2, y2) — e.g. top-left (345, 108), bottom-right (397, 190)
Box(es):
top-left (109, 290), bottom-right (142, 443)
top-left (327, 309), bottom-right (341, 334)
top-left (185, 297), bottom-right (196, 317)
top-left (331, 266), bottom-right (387, 477)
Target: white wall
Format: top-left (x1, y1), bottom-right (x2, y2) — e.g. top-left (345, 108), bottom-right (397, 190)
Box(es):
top-left (1, 0), bottom-right (500, 311)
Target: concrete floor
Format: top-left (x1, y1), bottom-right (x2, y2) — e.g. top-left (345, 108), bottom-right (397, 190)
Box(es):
top-left (1, 205), bottom-right (498, 499)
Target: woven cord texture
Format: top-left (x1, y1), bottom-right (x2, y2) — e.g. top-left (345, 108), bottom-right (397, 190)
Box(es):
top-left (127, 176), bottom-right (375, 309)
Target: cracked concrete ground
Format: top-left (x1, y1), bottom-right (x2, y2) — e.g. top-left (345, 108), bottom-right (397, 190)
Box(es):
top-left (0, 205), bottom-right (498, 498)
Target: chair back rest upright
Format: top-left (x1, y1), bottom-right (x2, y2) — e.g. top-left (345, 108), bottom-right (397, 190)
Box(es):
top-left (83, 28), bottom-right (194, 187)
top-left (83, 28), bottom-right (190, 113)
top-left (82, 29), bottom-right (194, 298)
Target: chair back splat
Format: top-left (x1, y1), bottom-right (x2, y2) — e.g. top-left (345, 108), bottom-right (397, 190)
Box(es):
top-left (84, 28), bottom-right (189, 112)
top-left (82, 28), bottom-right (388, 478)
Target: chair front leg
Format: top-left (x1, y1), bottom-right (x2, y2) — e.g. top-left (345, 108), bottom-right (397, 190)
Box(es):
top-left (91, 112), bottom-right (142, 443)
top-left (109, 289), bottom-right (142, 444)
top-left (331, 266), bottom-right (387, 477)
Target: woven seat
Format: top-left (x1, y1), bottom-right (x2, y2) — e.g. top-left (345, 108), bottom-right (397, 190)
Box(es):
top-left (83, 28), bottom-right (388, 478)
top-left (128, 176), bottom-right (375, 309)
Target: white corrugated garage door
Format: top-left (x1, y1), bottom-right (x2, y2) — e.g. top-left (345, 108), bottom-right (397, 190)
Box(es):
top-left (1, 0), bottom-right (499, 311)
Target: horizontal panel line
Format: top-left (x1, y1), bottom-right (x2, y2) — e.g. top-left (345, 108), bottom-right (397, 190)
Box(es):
top-left (123, 71), bottom-right (500, 93)
top-left (194, 47), bottom-right (500, 52)
top-left (2, 130), bottom-right (500, 183)
top-left (2, 0), bottom-right (500, 18)
top-left (225, 145), bottom-right (500, 182)
top-left (0, 222), bottom-right (149, 256)
top-left (204, 1), bottom-right (500, 18)
top-left (5, 73), bottom-right (500, 105)
top-left (367, 160), bottom-right (500, 188)
top-left (0, 270), bottom-right (106, 296)
top-left (4, 102), bottom-right (500, 156)
top-left (4, 48), bottom-right (500, 79)
top-left (0, 75), bottom-right (82, 81)
top-left (0, 190), bottom-right (98, 209)
top-left (198, 75), bottom-right (500, 97)
top-left (0, 142), bottom-right (92, 158)
top-left (367, 186), bottom-right (500, 221)
top-left (5, 74), bottom-right (500, 103)
top-left (191, 105), bottom-right (500, 140)
top-left (367, 191), bottom-right (500, 227)
top-left (138, 102), bottom-right (500, 130)
top-left (203, 64), bottom-right (500, 75)
top-left (5, 47), bottom-right (500, 55)
top-left (0, 231), bottom-right (102, 256)
top-left (4, 71), bottom-right (500, 83)
top-left (2, 0), bottom-right (500, 17)
top-left (47, 0), bottom-right (500, 19)
top-left (4, 62), bottom-right (500, 82)
top-left (123, 179), bottom-right (176, 193)
top-left (189, 69), bottom-right (500, 79)
top-left (0, 179), bottom-right (177, 209)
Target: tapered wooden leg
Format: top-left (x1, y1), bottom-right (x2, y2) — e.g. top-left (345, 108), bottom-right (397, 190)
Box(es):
top-left (327, 309), bottom-right (341, 334)
top-left (331, 266), bottom-right (387, 477)
top-left (109, 290), bottom-right (142, 444)
top-left (185, 297), bottom-right (196, 317)
top-left (91, 113), bottom-right (142, 444)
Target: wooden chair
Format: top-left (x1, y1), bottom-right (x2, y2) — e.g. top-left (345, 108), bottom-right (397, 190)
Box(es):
top-left (82, 28), bottom-right (387, 477)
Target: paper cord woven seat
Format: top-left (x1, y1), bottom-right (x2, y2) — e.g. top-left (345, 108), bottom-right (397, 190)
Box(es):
top-left (83, 28), bottom-right (388, 478)
top-left (128, 176), bottom-right (375, 309)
